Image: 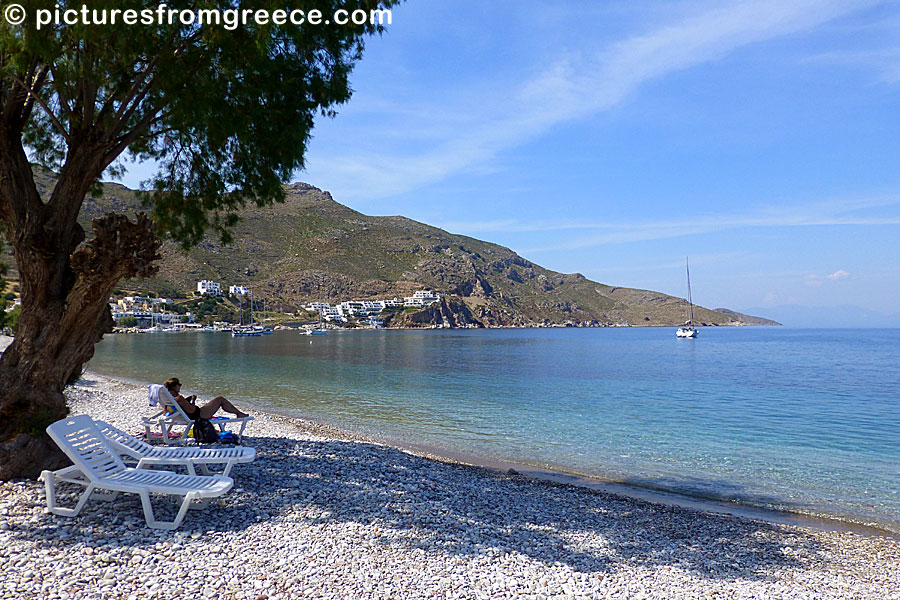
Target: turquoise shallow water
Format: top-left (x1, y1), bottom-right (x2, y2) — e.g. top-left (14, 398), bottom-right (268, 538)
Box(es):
top-left (88, 327), bottom-right (900, 532)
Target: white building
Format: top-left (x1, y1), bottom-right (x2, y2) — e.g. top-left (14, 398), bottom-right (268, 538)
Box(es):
top-left (404, 290), bottom-right (440, 307)
top-left (305, 302), bottom-right (331, 313)
top-left (111, 310), bottom-right (176, 325)
top-left (322, 307), bottom-right (345, 322)
top-left (361, 301), bottom-right (385, 313)
top-left (229, 285), bottom-right (250, 296)
top-left (197, 280), bottom-right (222, 296)
top-left (338, 301), bottom-right (367, 316)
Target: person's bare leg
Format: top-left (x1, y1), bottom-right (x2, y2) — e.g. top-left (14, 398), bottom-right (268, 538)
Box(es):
top-left (198, 396), bottom-right (249, 419)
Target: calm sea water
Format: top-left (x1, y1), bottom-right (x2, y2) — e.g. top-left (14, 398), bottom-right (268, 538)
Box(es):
top-left (87, 327), bottom-right (900, 532)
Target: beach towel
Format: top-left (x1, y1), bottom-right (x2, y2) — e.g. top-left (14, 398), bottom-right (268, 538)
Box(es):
top-left (147, 384), bottom-right (172, 407)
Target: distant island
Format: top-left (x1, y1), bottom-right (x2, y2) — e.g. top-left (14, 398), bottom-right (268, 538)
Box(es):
top-left (18, 169), bottom-right (779, 329)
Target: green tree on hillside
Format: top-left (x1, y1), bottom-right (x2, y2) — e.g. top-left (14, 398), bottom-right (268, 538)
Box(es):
top-left (0, 0), bottom-right (398, 479)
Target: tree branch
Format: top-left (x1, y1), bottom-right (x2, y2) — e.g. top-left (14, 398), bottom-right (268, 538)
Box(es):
top-left (10, 74), bottom-right (69, 143)
top-left (48, 65), bottom-right (75, 119)
top-left (19, 65), bottom-right (51, 126)
top-left (101, 107), bottom-right (170, 169)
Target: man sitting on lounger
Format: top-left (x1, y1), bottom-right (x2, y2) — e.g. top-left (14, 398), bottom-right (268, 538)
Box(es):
top-left (164, 377), bottom-right (250, 420)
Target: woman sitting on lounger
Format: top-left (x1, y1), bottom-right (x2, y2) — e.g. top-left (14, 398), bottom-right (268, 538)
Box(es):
top-left (164, 377), bottom-right (250, 420)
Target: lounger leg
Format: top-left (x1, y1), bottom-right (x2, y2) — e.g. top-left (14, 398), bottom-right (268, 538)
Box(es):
top-left (236, 420), bottom-right (247, 444)
top-left (41, 471), bottom-right (96, 518)
top-left (41, 470), bottom-right (58, 511)
top-left (174, 423), bottom-right (192, 446)
top-left (159, 421), bottom-right (172, 445)
top-left (140, 491), bottom-right (200, 530)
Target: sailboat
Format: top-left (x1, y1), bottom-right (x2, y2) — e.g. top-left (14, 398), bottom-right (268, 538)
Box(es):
top-left (676, 257), bottom-right (699, 338)
top-left (232, 291), bottom-right (261, 337)
top-left (301, 310), bottom-right (328, 335)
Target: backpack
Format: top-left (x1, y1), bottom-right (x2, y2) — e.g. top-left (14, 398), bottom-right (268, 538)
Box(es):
top-left (192, 418), bottom-right (219, 443)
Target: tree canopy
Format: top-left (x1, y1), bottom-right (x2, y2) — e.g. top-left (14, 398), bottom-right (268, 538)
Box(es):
top-left (3, 0), bottom-right (397, 245)
top-left (0, 0), bottom-right (399, 479)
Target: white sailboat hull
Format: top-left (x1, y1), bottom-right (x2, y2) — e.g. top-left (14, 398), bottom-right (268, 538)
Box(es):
top-left (676, 257), bottom-right (700, 339)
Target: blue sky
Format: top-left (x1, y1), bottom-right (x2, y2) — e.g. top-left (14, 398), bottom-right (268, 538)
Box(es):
top-left (117, 0), bottom-right (900, 321)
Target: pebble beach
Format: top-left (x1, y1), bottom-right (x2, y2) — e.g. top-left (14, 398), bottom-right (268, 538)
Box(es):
top-left (1, 371), bottom-right (899, 600)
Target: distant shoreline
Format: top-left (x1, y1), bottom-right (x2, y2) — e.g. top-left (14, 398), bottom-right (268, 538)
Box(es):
top-left (112, 321), bottom-right (781, 334)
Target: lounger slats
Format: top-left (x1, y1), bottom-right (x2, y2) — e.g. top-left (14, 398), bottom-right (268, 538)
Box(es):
top-left (95, 420), bottom-right (255, 477)
top-left (59, 424), bottom-right (127, 479)
top-left (107, 470), bottom-right (228, 492)
top-left (43, 415), bottom-right (234, 530)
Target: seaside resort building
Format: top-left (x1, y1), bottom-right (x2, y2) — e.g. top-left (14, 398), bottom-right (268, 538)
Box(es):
top-left (197, 280), bottom-right (222, 296)
top-left (305, 291), bottom-right (440, 323)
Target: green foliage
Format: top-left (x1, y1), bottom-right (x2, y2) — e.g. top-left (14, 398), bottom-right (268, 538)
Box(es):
top-left (3, 306), bottom-right (20, 331)
top-left (176, 295), bottom-right (237, 324)
top-left (4, 0), bottom-right (400, 249)
top-left (117, 316), bottom-right (139, 327)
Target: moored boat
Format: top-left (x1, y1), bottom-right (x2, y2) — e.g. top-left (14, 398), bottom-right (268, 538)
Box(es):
top-left (676, 257), bottom-right (699, 339)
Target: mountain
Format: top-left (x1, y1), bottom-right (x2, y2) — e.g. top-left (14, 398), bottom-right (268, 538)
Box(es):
top-left (18, 171), bottom-right (777, 327)
top-left (714, 309), bottom-right (781, 326)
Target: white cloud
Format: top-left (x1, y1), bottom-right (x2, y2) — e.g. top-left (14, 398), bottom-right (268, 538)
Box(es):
top-left (303, 0), bottom-right (879, 201)
top-left (463, 195), bottom-right (900, 252)
top-left (804, 269), bottom-right (850, 287)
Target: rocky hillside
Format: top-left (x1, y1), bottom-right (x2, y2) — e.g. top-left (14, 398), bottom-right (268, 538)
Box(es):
top-left (714, 309), bottom-right (780, 327)
top-left (17, 171), bottom-right (777, 327)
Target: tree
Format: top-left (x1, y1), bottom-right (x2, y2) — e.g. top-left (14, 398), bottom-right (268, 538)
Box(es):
top-left (0, 0), bottom-right (398, 479)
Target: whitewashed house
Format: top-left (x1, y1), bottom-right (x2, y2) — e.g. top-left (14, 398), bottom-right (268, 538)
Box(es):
top-left (404, 290), bottom-right (440, 307)
top-left (197, 280), bottom-right (222, 296)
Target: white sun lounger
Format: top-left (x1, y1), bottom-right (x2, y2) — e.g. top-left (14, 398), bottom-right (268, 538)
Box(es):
top-left (143, 385), bottom-right (254, 446)
top-left (96, 420), bottom-right (256, 477)
top-left (42, 415), bottom-right (233, 530)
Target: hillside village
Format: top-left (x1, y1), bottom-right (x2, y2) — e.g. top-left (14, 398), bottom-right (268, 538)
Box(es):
top-left (111, 279), bottom-right (442, 332)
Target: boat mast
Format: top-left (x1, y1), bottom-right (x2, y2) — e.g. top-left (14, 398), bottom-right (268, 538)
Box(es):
top-left (686, 257), bottom-right (694, 327)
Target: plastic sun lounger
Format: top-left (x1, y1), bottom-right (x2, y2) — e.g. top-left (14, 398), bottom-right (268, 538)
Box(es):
top-left (96, 420), bottom-right (256, 477)
top-left (143, 386), bottom-right (254, 446)
top-left (41, 415), bottom-right (233, 530)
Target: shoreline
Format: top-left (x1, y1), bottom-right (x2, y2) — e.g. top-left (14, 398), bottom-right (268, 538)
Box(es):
top-left (1, 370), bottom-right (899, 597)
top-left (55, 358), bottom-right (900, 540)
top-left (73, 368), bottom-right (900, 540)
top-left (216, 384), bottom-right (900, 541)
top-left (4, 334), bottom-right (897, 539)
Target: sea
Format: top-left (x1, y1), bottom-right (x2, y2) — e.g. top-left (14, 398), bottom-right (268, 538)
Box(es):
top-left (87, 327), bottom-right (900, 533)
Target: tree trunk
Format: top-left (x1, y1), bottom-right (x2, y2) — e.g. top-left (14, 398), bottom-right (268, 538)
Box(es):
top-left (0, 212), bottom-right (161, 480)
